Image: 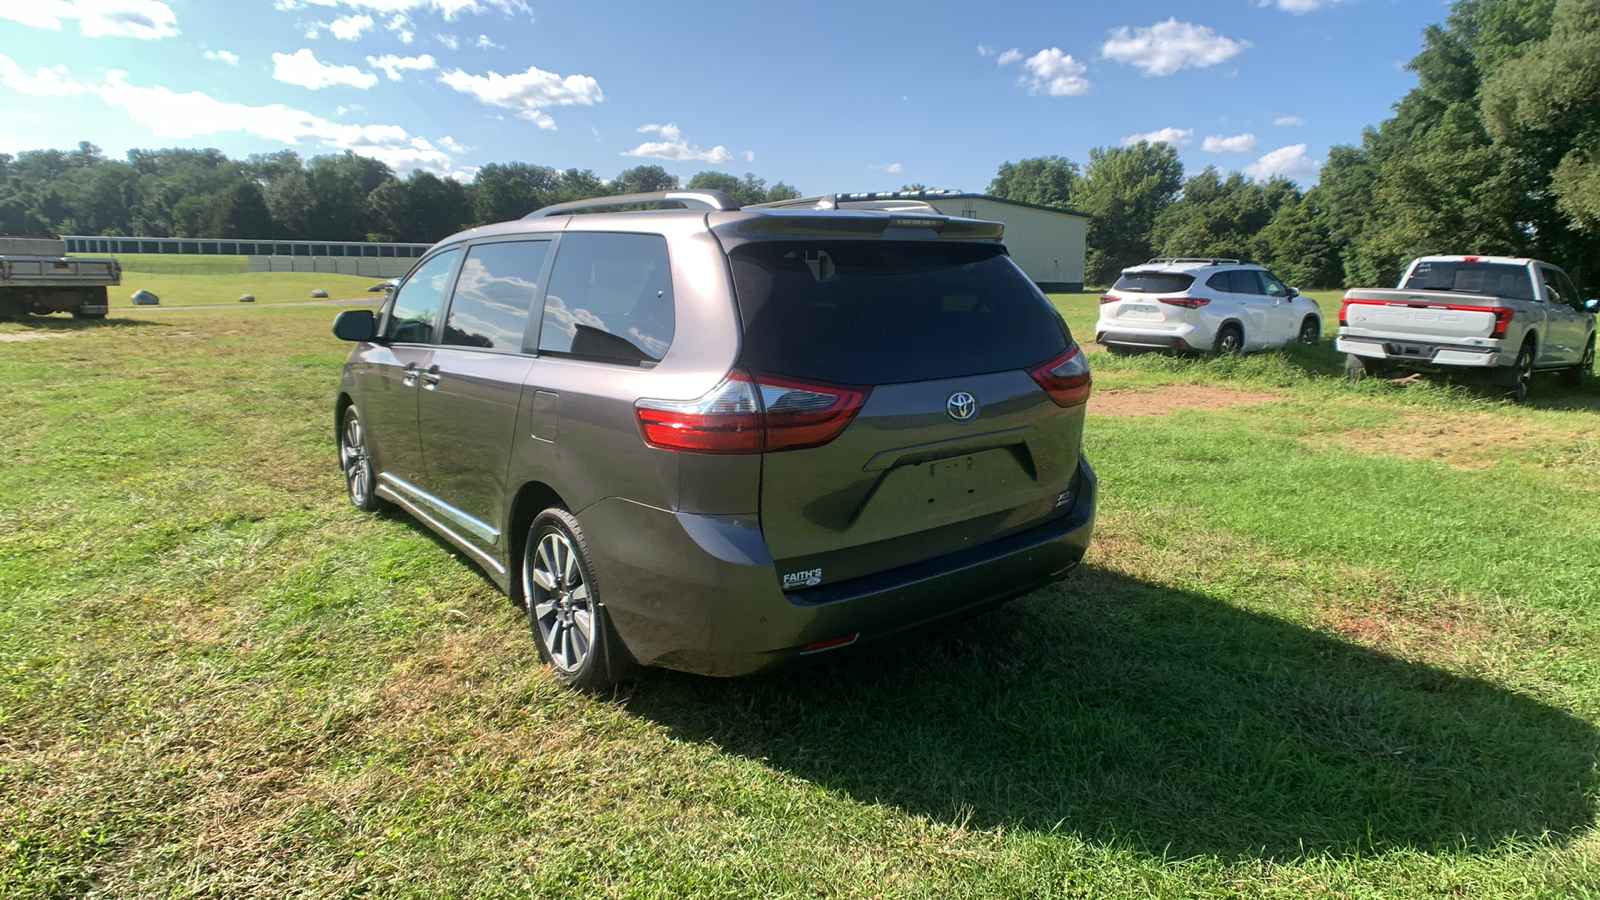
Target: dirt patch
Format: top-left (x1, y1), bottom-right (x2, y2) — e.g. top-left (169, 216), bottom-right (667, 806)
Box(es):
top-left (1335, 411), bottom-right (1599, 469)
top-left (1090, 385), bottom-right (1281, 417)
top-left (0, 331), bottom-right (70, 342)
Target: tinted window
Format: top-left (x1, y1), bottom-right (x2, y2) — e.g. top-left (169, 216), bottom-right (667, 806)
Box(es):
top-left (1403, 261), bottom-right (1535, 300)
top-left (1259, 270), bottom-right (1289, 296)
top-left (385, 249), bottom-right (459, 343)
top-left (1553, 269), bottom-right (1582, 308)
top-left (1113, 271), bottom-right (1194, 293)
top-left (537, 233), bottom-right (674, 365)
top-left (729, 241), bottom-right (1069, 385)
top-left (1232, 271), bottom-right (1266, 295)
top-left (1205, 272), bottom-right (1234, 292)
top-left (443, 240), bottom-right (550, 350)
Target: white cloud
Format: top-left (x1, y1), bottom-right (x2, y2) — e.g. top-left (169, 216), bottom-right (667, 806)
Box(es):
top-left (273, 0), bottom-right (529, 20)
top-left (273, 48), bottom-right (377, 89)
top-left (438, 134), bottom-right (468, 152)
top-left (437, 33), bottom-right (459, 49)
top-left (0, 54), bottom-right (86, 97)
top-left (329, 13), bottom-right (373, 40)
top-left (743, 150), bottom-right (755, 162)
top-left (976, 43), bottom-right (993, 57)
top-left (439, 64), bottom-right (603, 129)
top-left (870, 162), bottom-right (904, 174)
top-left (0, 0), bottom-right (179, 39)
top-left (475, 33), bottom-right (501, 49)
top-left (449, 166), bottom-right (480, 183)
top-left (1244, 143), bottom-right (1322, 182)
top-left (1019, 48), bottom-right (1089, 96)
top-left (203, 49), bottom-right (240, 65)
top-left (1261, 0), bottom-right (1343, 13)
top-left (367, 52), bottom-right (435, 80)
top-left (1273, 115), bottom-right (1305, 126)
top-left (622, 122), bottom-right (733, 164)
top-left (1101, 19), bottom-right (1250, 76)
top-left (1122, 127), bottom-right (1193, 148)
top-left (996, 47), bottom-right (1023, 66)
top-left (1202, 132), bottom-right (1258, 152)
top-left (385, 13), bottom-right (414, 43)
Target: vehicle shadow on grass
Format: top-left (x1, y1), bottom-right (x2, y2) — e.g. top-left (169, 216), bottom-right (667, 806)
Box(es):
top-left (1, 315), bottom-right (164, 330)
top-left (622, 565), bottom-right (1599, 860)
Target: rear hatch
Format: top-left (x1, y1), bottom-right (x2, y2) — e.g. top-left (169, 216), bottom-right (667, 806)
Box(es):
top-left (727, 238), bottom-right (1088, 590)
top-left (1340, 289), bottom-right (1504, 342)
top-left (1102, 269), bottom-right (1198, 326)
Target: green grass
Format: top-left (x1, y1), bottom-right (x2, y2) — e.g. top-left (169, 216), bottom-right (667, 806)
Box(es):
top-left (65, 253), bottom-right (386, 307)
top-left (1, 298), bottom-right (1597, 897)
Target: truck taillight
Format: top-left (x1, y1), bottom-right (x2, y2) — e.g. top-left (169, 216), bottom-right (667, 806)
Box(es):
top-left (1158, 296), bottom-right (1210, 309)
top-left (635, 370), bottom-right (869, 454)
top-left (1026, 342), bottom-right (1092, 407)
top-left (1491, 307), bottom-right (1513, 338)
top-left (1338, 299), bottom-right (1351, 327)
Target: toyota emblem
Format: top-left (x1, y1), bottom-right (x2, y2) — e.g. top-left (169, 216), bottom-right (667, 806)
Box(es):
top-left (946, 391), bottom-right (978, 423)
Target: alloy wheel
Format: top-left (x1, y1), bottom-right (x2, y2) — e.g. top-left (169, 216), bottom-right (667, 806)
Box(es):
top-left (526, 530), bottom-right (594, 672)
top-left (340, 410), bottom-right (373, 507)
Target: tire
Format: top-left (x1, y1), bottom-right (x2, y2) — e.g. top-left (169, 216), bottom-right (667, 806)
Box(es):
top-left (522, 508), bottom-right (634, 691)
top-left (1214, 323), bottom-right (1244, 355)
top-left (1297, 316), bottom-right (1321, 346)
top-left (1560, 335), bottom-right (1594, 389)
top-left (1504, 339), bottom-right (1535, 404)
top-left (338, 405), bottom-right (380, 512)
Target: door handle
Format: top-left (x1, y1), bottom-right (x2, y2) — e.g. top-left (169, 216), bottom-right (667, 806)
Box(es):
top-left (421, 363), bottom-right (441, 390)
top-left (401, 362), bottom-right (419, 387)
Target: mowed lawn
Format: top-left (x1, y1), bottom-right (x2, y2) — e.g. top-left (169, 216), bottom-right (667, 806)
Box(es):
top-left (69, 254), bottom-right (386, 308)
top-left (1, 299), bottom-right (1597, 898)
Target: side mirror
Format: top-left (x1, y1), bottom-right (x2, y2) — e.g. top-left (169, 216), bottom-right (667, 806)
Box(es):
top-left (1584, 298), bottom-right (1599, 313)
top-left (1287, 286), bottom-right (1300, 298)
top-left (333, 308), bottom-right (377, 342)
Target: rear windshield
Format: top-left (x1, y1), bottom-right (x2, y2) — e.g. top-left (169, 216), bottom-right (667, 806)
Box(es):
top-left (728, 241), bottom-right (1069, 385)
top-left (1401, 261), bottom-right (1534, 300)
top-left (1113, 271), bottom-right (1194, 293)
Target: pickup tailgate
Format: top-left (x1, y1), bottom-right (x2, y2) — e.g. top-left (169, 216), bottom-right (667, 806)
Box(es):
top-left (1339, 289), bottom-right (1503, 342)
top-left (0, 256), bottom-right (121, 286)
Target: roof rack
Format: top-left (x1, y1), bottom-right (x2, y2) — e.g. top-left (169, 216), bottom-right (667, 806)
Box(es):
top-left (525, 189), bottom-right (739, 218)
top-left (1143, 257), bottom-right (1243, 266)
top-left (750, 190), bottom-right (956, 213)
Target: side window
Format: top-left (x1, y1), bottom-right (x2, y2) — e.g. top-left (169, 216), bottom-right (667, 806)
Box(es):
top-left (385, 249), bottom-right (460, 344)
top-left (1206, 272), bottom-right (1235, 293)
top-left (1259, 270), bottom-right (1290, 297)
top-left (537, 233), bottom-right (675, 365)
top-left (1552, 269), bottom-right (1582, 309)
top-left (443, 240), bottom-right (551, 351)
top-left (1232, 270), bottom-right (1266, 295)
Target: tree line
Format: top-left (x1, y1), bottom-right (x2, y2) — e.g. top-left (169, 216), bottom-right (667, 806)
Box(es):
top-left (989, 0), bottom-right (1598, 291)
top-left (1, 0), bottom-right (1593, 291)
top-left (0, 145), bottom-right (799, 245)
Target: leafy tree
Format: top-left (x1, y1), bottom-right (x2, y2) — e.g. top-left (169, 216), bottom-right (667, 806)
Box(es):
top-left (686, 171), bottom-right (800, 206)
top-left (1074, 142), bottom-right (1184, 285)
top-left (471, 162), bottom-right (558, 224)
top-left (610, 165), bottom-right (679, 195)
top-left (987, 156), bottom-right (1079, 208)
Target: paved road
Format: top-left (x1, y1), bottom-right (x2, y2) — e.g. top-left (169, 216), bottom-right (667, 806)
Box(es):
top-left (113, 297), bottom-right (378, 312)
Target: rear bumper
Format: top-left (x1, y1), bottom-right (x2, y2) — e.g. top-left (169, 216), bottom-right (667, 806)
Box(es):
top-left (580, 456), bottom-right (1098, 677)
top-left (1096, 329), bottom-right (1198, 351)
top-left (1337, 335), bottom-right (1506, 368)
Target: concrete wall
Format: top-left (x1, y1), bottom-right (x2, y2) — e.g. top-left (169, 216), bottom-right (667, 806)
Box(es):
top-left (925, 198), bottom-right (1087, 292)
top-left (247, 256), bottom-right (417, 277)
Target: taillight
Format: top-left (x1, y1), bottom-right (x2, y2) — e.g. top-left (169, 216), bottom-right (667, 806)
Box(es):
top-left (1158, 296), bottom-right (1210, 309)
top-left (634, 369), bottom-right (869, 454)
top-left (1099, 293), bottom-right (1118, 304)
top-left (1338, 299), bottom-right (1351, 327)
top-left (1026, 342), bottom-right (1092, 407)
top-left (1491, 307), bottom-right (1513, 338)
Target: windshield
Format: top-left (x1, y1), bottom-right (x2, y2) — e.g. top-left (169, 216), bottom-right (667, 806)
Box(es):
top-left (728, 241), bottom-right (1070, 385)
top-left (1401, 261), bottom-right (1534, 300)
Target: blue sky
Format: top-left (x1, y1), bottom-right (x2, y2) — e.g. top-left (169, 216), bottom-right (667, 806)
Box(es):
top-left (0, 0), bottom-right (1449, 193)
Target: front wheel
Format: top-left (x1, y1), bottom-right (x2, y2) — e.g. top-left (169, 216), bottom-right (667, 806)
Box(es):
top-left (1297, 317), bottom-right (1321, 346)
top-left (338, 406), bottom-right (380, 512)
top-left (523, 508), bottom-right (634, 691)
top-left (1560, 335), bottom-right (1594, 389)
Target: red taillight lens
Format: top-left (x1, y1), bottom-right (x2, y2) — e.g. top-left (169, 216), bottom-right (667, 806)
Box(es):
top-left (1099, 293), bottom-right (1118, 304)
top-left (1158, 296), bottom-right (1210, 309)
top-left (1491, 307), bottom-right (1514, 338)
top-left (635, 369), bottom-right (869, 454)
top-left (1026, 342), bottom-right (1092, 407)
top-left (1338, 299), bottom-right (1351, 327)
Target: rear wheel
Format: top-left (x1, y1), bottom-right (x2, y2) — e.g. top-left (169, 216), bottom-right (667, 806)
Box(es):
top-left (1560, 335), bottom-right (1594, 389)
top-left (523, 508), bottom-right (633, 691)
top-left (1504, 340), bottom-right (1535, 403)
top-left (1297, 317), bottom-right (1320, 345)
top-left (1214, 324), bottom-right (1244, 355)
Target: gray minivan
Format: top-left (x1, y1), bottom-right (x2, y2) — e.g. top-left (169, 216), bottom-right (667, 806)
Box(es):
top-left (332, 190), bottom-right (1097, 689)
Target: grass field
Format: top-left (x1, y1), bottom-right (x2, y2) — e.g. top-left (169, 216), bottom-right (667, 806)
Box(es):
top-left (2, 296), bottom-right (1597, 898)
top-left (65, 254), bottom-right (387, 308)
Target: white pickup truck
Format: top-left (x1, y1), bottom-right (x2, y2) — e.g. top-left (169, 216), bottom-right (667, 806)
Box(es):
top-left (1338, 255), bottom-right (1597, 401)
top-left (0, 236), bottom-right (120, 320)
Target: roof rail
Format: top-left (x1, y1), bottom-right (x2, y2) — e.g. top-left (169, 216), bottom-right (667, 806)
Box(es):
top-left (525, 189), bottom-right (738, 218)
top-left (749, 192), bottom-right (944, 213)
top-left (1144, 257), bottom-right (1243, 266)
top-left (748, 194), bottom-right (838, 210)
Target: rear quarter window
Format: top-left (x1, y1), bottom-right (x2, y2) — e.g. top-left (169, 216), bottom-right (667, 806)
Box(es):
top-left (729, 240), bottom-right (1069, 385)
top-left (537, 233), bottom-right (674, 365)
top-left (1403, 261), bottom-right (1535, 300)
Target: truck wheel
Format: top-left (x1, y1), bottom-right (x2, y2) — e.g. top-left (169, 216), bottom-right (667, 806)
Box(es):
top-left (1560, 335), bottom-right (1594, 389)
top-left (1214, 324), bottom-right (1244, 355)
top-left (1506, 340), bottom-right (1535, 403)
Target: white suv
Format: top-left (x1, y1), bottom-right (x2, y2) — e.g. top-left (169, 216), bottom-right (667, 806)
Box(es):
top-left (1094, 259), bottom-right (1322, 354)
